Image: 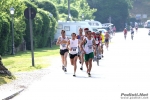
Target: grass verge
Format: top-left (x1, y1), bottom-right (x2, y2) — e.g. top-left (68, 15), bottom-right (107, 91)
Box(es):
top-left (0, 75), bottom-right (16, 85)
top-left (0, 45), bottom-right (59, 85)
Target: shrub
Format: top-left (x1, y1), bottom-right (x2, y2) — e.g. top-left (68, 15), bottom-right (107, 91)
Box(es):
top-left (35, 0), bottom-right (59, 20)
top-left (0, 14), bottom-right (10, 55)
top-left (57, 5), bottom-right (79, 18)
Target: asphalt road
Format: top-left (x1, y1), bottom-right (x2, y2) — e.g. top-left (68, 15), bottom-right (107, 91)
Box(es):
top-left (12, 28), bottom-right (150, 100)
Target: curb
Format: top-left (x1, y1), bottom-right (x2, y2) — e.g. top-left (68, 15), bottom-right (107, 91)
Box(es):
top-left (2, 89), bottom-right (25, 100)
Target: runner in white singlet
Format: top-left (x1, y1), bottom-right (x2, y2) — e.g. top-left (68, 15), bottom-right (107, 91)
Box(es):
top-left (78, 28), bottom-right (89, 70)
top-left (80, 31), bottom-right (96, 77)
top-left (67, 33), bottom-right (79, 77)
top-left (56, 30), bottom-right (69, 72)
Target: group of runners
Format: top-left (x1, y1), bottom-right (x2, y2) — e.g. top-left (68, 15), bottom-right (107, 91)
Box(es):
top-left (56, 28), bottom-right (110, 77)
top-left (123, 25), bottom-right (138, 39)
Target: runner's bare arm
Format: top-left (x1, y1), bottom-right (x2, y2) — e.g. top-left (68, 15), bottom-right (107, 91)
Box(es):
top-left (92, 39), bottom-right (96, 49)
top-left (78, 40), bottom-right (81, 46)
top-left (56, 37), bottom-right (61, 45)
top-left (67, 40), bottom-right (71, 51)
top-left (81, 36), bottom-right (84, 41)
top-left (93, 39), bottom-right (96, 46)
top-left (80, 38), bottom-right (86, 53)
top-left (79, 40), bottom-right (82, 49)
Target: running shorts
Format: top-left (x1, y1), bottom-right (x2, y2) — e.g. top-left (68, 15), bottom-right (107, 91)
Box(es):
top-left (69, 53), bottom-right (77, 59)
top-left (84, 52), bottom-right (94, 62)
top-left (60, 49), bottom-right (68, 55)
top-left (105, 39), bottom-right (109, 43)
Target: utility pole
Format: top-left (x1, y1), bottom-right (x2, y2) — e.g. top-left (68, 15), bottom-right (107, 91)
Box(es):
top-left (109, 16), bottom-right (111, 23)
top-left (67, 0), bottom-right (70, 21)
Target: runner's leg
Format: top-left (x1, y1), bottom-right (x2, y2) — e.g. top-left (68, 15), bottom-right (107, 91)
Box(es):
top-left (105, 41), bottom-right (107, 49)
top-left (107, 41), bottom-right (109, 49)
top-left (73, 56), bottom-right (78, 76)
top-left (61, 55), bottom-right (65, 70)
top-left (94, 47), bottom-right (97, 60)
top-left (70, 55), bottom-right (74, 66)
top-left (101, 44), bottom-right (104, 57)
top-left (78, 47), bottom-right (81, 64)
top-left (63, 51), bottom-right (68, 72)
top-left (88, 58), bottom-right (92, 74)
top-left (98, 45), bottom-right (101, 58)
top-left (88, 52), bottom-right (94, 76)
top-left (78, 55), bottom-right (81, 64)
top-left (80, 53), bottom-right (84, 70)
top-left (84, 54), bottom-right (89, 73)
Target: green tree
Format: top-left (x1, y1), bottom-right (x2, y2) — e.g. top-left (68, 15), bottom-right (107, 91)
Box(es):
top-left (71, 0), bottom-right (97, 20)
top-left (87, 0), bottom-right (131, 30)
top-left (49, 0), bottom-right (96, 21)
top-left (0, 0), bottom-right (26, 55)
top-left (24, 0), bottom-right (57, 49)
top-left (34, 0), bottom-right (59, 20)
top-left (0, 14), bottom-right (10, 55)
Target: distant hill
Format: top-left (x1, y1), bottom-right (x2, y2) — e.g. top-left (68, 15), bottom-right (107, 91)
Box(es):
top-left (130, 0), bottom-right (150, 22)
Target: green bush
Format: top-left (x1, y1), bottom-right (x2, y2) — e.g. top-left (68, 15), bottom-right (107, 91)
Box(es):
top-left (23, 0), bottom-right (38, 50)
top-left (35, 0), bottom-right (59, 20)
top-left (0, 14), bottom-right (10, 55)
top-left (59, 13), bottom-right (68, 21)
top-left (14, 18), bottom-right (26, 48)
top-left (33, 13), bottom-right (43, 48)
top-left (57, 5), bottom-right (79, 18)
top-left (23, 0), bottom-right (57, 49)
top-left (37, 9), bottom-right (50, 48)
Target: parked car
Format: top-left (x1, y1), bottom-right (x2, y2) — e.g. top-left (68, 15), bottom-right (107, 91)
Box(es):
top-left (148, 29), bottom-right (150, 35)
top-left (102, 23), bottom-right (113, 28)
top-left (144, 20), bottom-right (150, 28)
top-left (97, 28), bottom-right (108, 35)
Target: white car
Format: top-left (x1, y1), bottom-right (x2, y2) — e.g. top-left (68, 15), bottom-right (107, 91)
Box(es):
top-left (97, 28), bottom-right (108, 35)
top-left (97, 28), bottom-right (113, 39)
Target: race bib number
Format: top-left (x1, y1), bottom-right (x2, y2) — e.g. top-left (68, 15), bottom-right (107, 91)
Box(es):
top-left (95, 41), bottom-right (99, 44)
top-left (72, 47), bottom-right (77, 51)
top-left (61, 44), bottom-right (66, 47)
top-left (88, 45), bottom-right (92, 49)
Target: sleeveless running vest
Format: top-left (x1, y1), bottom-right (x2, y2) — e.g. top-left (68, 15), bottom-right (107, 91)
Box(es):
top-left (69, 39), bottom-right (78, 54)
top-left (84, 37), bottom-right (93, 54)
top-left (60, 36), bottom-right (68, 50)
top-left (77, 35), bottom-right (83, 41)
top-left (95, 37), bottom-right (99, 44)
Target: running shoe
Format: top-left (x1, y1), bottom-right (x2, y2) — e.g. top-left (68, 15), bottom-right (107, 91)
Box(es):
top-left (88, 73), bottom-right (91, 77)
top-left (93, 57), bottom-right (97, 61)
top-left (73, 74), bottom-right (76, 77)
top-left (62, 66), bottom-right (64, 70)
top-left (79, 61), bottom-right (81, 64)
top-left (64, 67), bottom-right (67, 72)
top-left (98, 55), bottom-right (101, 59)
